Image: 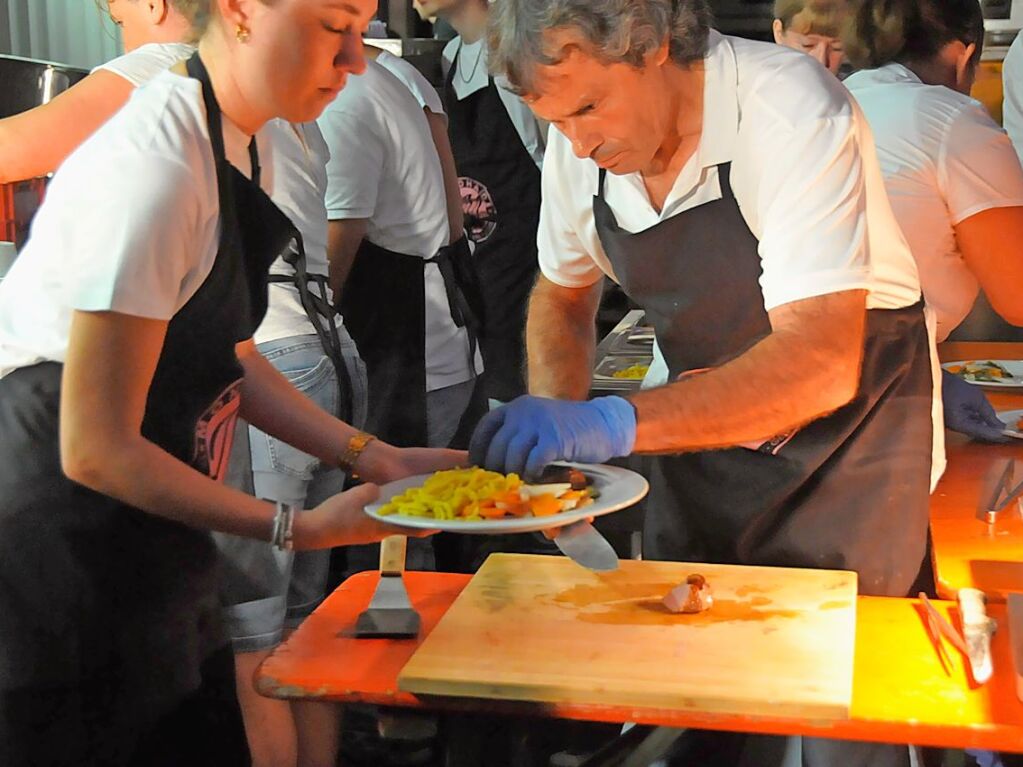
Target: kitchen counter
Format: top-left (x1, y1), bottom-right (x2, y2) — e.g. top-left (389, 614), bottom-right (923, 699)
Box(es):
top-left (258, 569), bottom-right (1023, 753)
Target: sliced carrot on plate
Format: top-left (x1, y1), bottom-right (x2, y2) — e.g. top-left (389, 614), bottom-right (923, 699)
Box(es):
top-left (529, 494), bottom-right (563, 517)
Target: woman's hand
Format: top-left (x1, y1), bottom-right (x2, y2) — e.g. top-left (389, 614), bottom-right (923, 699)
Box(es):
top-left (358, 441), bottom-right (469, 485)
top-left (296, 483), bottom-right (435, 550)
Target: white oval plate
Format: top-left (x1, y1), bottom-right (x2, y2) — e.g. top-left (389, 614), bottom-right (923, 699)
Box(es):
top-left (942, 360), bottom-right (1023, 388)
top-left (364, 462), bottom-right (649, 534)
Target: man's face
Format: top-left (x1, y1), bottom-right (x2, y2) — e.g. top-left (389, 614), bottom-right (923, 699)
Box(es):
top-left (773, 22), bottom-right (845, 75)
top-left (526, 32), bottom-right (681, 176)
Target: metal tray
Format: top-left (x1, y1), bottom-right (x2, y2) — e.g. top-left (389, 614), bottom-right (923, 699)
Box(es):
top-left (593, 354), bottom-right (652, 381)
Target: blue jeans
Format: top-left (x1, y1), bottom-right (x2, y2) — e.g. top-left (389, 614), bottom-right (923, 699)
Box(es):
top-left (216, 332), bottom-right (367, 652)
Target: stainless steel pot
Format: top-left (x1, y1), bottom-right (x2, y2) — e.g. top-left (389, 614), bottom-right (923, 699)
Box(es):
top-left (0, 54), bottom-right (88, 119)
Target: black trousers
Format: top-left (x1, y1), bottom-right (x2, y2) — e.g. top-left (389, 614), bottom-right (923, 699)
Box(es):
top-left (0, 646), bottom-right (249, 767)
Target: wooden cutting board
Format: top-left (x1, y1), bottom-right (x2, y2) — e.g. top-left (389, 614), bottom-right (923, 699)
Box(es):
top-left (398, 554), bottom-right (857, 719)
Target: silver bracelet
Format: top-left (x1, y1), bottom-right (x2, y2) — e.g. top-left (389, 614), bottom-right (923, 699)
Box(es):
top-left (269, 502), bottom-right (283, 547)
top-left (272, 501), bottom-right (295, 552)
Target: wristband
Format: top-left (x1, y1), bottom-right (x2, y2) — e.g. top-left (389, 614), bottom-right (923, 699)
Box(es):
top-left (338, 431), bottom-right (376, 477)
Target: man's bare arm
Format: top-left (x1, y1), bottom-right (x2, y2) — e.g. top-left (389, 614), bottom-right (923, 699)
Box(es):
top-left (526, 274), bottom-right (603, 400)
top-left (424, 108), bottom-right (465, 246)
top-left (631, 289), bottom-right (867, 452)
top-left (326, 218), bottom-right (369, 300)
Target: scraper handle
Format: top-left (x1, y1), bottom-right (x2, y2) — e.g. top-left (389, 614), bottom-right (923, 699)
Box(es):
top-left (380, 535), bottom-right (408, 577)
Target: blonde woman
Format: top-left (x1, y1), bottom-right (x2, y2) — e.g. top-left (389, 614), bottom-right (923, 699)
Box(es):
top-left (0, 1), bottom-right (459, 765)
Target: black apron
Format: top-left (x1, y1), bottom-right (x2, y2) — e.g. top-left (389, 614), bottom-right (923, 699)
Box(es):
top-left (339, 235), bottom-right (484, 448)
top-left (0, 52), bottom-right (294, 763)
top-left (445, 45), bottom-right (541, 403)
top-left (594, 163), bottom-right (934, 599)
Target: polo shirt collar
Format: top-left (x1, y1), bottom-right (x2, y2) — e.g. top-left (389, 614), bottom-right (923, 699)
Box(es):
top-left (698, 29), bottom-right (739, 170)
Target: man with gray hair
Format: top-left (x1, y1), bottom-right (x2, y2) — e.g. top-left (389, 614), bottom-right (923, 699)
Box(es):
top-left (470, 1), bottom-right (938, 765)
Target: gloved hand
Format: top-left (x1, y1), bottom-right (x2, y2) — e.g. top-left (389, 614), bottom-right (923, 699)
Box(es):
top-left (942, 369), bottom-right (1010, 443)
top-left (469, 395), bottom-right (637, 479)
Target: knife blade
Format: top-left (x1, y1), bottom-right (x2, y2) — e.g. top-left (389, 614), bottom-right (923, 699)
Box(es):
top-left (550, 519), bottom-right (620, 572)
top-left (958, 588), bottom-right (997, 685)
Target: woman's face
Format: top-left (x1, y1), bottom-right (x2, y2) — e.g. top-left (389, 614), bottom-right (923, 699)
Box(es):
top-left (106, 0), bottom-right (156, 51)
top-left (235, 0), bottom-right (374, 125)
top-left (773, 20), bottom-right (845, 76)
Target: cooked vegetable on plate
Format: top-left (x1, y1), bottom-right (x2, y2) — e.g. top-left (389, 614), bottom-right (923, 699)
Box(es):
top-left (376, 466), bottom-right (595, 522)
top-left (946, 360), bottom-right (1016, 383)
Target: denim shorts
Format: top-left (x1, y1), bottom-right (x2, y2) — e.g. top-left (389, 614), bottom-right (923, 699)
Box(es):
top-left (215, 331), bottom-right (367, 653)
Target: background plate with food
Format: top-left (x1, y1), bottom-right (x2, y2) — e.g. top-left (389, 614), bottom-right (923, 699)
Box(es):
top-left (942, 360), bottom-right (1023, 388)
top-left (364, 463), bottom-right (649, 534)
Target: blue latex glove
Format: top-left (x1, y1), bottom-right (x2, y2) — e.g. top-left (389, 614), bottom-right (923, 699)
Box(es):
top-left (469, 395), bottom-right (637, 479)
top-left (942, 369), bottom-right (1010, 443)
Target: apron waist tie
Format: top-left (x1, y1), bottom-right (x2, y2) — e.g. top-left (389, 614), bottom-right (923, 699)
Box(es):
top-left (425, 241), bottom-right (481, 374)
top-left (268, 270), bottom-right (355, 425)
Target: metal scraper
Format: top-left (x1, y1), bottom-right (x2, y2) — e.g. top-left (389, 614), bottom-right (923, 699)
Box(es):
top-left (353, 535), bottom-right (420, 639)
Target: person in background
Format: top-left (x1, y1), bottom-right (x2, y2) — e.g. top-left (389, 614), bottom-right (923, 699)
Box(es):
top-left (1003, 30), bottom-right (1023, 166)
top-left (772, 0), bottom-right (849, 76)
top-left (843, 0), bottom-right (1023, 444)
top-left (318, 57), bottom-right (485, 456)
top-left (365, 43), bottom-right (465, 254)
top-left (0, 0), bottom-right (463, 763)
top-left (0, 0), bottom-right (200, 183)
top-left (473, 0), bottom-right (936, 764)
top-left (414, 0), bottom-right (548, 407)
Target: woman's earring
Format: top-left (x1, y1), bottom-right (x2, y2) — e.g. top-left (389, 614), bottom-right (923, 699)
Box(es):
top-left (236, 24), bottom-right (250, 43)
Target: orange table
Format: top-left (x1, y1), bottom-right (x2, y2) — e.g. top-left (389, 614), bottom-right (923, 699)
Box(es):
top-left (933, 342), bottom-right (1023, 600)
top-left (258, 570), bottom-right (1023, 753)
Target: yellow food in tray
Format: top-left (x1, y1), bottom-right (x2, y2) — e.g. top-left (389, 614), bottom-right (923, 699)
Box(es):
top-left (610, 363), bottom-right (650, 379)
top-left (377, 467), bottom-right (594, 522)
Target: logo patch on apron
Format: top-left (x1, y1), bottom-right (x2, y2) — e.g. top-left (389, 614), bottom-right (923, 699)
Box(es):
top-left (192, 379), bottom-right (242, 481)
top-left (459, 176), bottom-right (497, 243)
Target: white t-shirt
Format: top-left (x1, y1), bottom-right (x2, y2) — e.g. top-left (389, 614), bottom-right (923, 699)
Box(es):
top-left (0, 69), bottom-right (274, 377)
top-left (100, 43), bottom-right (336, 346)
top-left (93, 42), bottom-right (197, 86)
top-left (846, 63), bottom-right (1023, 342)
top-left (373, 48), bottom-right (445, 119)
top-left (1004, 32), bottom-right (1023, 167)
top-left (542, 31), bottom-right (944, 484)
top-left (442, 37), bottom-right (547, 170)
top-left (317, 60), bottom-right (480, 391)
top-left (256, 119), bottom-right (343, 345)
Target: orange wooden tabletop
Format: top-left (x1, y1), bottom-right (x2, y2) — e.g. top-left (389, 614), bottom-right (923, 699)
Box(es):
top-left (258, 569), bottom-right (1023, 753)
top-left (933, 342), bottom-right (1023, 600)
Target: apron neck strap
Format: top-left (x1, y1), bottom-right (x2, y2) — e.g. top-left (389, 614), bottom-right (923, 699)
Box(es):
top-left (185, 52), bottom-right (260, 184)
